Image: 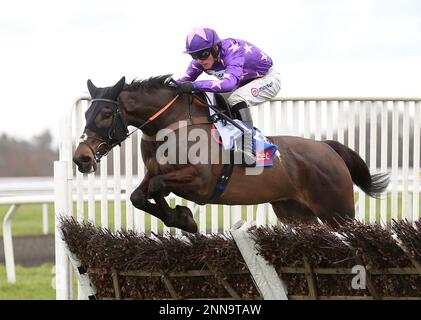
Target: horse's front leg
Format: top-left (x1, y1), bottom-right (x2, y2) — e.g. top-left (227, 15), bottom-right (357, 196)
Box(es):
top-left (130, 176), bottom-right (198, 233)
top-left (136, 171), bottom-right (168, 199)
top-left (154, 196), bottom-right (198, 233)
top-left (147, 165), bottom-right (209, 203)
top-left (130, 182), bottom-right (169, 224)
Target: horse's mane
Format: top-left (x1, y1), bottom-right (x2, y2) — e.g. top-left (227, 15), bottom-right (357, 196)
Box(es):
top-left (124, 74), bottom-right (172, 93)
top-left (123, 74), bottom-right (211, 108)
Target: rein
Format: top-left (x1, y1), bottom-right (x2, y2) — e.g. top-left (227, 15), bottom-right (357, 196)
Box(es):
top-left (126, 94), bottom-right (181, 138)
top-left (81, 95), bottom-right (181, 162)
top-left (81, 92), bottom-right (213, 162)
top-left (141, 94), bottom-right (213, 141)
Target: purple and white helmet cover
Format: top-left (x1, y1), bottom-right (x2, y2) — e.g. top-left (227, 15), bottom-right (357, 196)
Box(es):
top-left (184, 27), bottom-right (221, 53)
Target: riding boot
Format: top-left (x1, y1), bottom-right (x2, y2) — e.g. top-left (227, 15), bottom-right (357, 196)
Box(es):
top-left (232, 102), bottom-right (256, 167)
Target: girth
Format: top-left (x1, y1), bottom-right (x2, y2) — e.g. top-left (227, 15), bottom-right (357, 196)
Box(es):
top-left (208, 151), bottom-right (235, 204)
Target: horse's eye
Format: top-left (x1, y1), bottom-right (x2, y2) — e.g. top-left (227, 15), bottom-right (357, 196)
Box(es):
top-left (102, 112), bottom-right (112, 118)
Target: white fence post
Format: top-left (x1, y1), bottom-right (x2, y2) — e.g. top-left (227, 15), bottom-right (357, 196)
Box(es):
top-left (414, 102), bottom-right (420, 222)
top-left (54, 160), bottom-right (71, 300)
top-left (42, 203), bottom-right (49, 235)
top-left (3, 204), bottom-right (18, 283)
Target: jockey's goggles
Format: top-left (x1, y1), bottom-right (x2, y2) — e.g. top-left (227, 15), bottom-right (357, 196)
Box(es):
top-left (190, 49), bottom-right (211, 60)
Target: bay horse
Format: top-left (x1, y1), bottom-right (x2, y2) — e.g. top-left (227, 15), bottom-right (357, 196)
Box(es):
top-left (73, 76), bottom-right (390, 233)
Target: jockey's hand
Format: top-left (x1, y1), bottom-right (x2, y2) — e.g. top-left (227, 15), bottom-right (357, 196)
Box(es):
top-left (176, 82), bottom-right (195, 95)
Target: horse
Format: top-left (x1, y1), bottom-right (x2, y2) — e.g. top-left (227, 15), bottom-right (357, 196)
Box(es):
top-left (73, 76), bottom-right (390, 233)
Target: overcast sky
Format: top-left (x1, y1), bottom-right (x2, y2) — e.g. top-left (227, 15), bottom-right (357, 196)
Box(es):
top-left (1, 0), bottom-right (420, 144)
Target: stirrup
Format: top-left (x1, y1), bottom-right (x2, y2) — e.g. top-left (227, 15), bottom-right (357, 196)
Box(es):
top-left (234, 149), bottom-right (256, 168)
top-left (234, 126), bottom-right (255, 167)
top-left (242, 150), bottom-right (256, 167)
top-left (234, 148), bottom-right (256, 167)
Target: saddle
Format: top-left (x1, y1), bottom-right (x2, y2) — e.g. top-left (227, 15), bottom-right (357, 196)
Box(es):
top-left (193, 92), bottom-right (235, 120)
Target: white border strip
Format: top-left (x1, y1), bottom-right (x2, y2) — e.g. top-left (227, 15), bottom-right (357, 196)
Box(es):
top-left (64, 244), bottom-right (97, 300)
top-left (230, 220), bottom-right (288, 300)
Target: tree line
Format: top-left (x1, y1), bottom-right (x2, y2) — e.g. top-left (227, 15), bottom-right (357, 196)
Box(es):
top-left (0, 130), bottom-right (58, 177)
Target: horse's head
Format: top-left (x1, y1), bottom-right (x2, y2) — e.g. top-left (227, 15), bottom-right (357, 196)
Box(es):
top-left (73, 77), bottom-right (127, 173)
top-left (73, 74), bottom-right (206, 173)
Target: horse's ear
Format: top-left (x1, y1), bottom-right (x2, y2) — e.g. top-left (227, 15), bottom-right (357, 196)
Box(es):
top-left (110, 76), bottom-right (126, 100)
top-left (87, 79), bottom-right (98, 98)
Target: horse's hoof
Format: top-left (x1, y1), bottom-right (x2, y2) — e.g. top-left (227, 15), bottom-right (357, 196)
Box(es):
top-left (175, 205), bottom-right (198, 233)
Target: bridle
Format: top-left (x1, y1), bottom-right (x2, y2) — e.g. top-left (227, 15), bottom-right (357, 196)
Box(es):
top-left (80, 94), bottom-right (181, 163)
top-left (79, 98), bottom-right (127, 163)
top-left (79, 132), bottom-right (113, 163)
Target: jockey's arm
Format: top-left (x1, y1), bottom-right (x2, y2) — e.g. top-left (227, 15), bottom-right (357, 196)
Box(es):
top-left (190, 50), bottom-right (245, 93)
top-left (177, 60), bottom-right (203, 83)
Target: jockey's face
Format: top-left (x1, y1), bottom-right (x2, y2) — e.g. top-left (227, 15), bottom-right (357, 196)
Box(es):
top-left (193, 51), bottom-right (216, 70)
top-left (198, 54), bottom-right (216, 70)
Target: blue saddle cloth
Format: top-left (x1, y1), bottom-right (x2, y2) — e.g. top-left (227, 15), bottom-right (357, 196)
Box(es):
top-left (252, 128), bottom-right (278, 167)
top-left (210, 108), bottom-right (278, 167)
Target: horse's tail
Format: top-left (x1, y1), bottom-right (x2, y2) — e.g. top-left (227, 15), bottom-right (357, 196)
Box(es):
top-left (323, 140), bottom-right (390, 198)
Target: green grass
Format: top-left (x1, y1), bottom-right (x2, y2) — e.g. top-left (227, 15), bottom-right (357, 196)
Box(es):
top-left (0, 203), bottom-right (55, 237)
top-left (1, 193), bottom-right (420, 236)
top-left (0, 264), bottom-right (55, 300)
top-left (0, 202), bottom-right (141, 236)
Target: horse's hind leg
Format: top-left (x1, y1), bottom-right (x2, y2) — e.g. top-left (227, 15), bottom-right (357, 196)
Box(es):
top-left (271, 195), bottom-right (355, 228)
top-left (270, 200), bottom-right (319, 225)
top-left (303, 178), bottom-right (356, 228)
top-left (306, 197), bottom-right (355, 228)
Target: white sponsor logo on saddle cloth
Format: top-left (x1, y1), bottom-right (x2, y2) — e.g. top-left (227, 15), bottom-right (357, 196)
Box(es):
top-left (207, 93), bottom-right (278, 167)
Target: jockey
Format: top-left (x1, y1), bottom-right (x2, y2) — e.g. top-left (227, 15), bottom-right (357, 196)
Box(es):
top-left (176, 27), bottom-right (281, 166)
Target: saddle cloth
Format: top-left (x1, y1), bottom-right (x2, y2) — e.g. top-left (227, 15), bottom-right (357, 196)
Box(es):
top-left (208, 97), bottom-right (278, 167)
